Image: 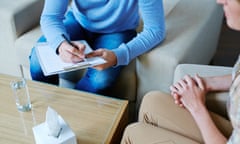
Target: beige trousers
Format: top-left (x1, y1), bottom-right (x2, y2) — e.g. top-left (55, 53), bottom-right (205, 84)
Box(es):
top-left (121, 91), bottom-right (233, 144)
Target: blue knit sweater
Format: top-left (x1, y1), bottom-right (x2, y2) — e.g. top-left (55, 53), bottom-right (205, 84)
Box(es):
top-left (40, 0), bottom-right (166, 66)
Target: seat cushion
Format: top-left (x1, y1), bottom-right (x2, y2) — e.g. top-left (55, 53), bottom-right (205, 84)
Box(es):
top-left (15, 26), bottom-right (42, 68)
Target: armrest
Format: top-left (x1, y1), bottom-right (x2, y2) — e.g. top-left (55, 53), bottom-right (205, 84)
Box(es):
top-left (136, 0), bottom-right (223, 109)
top-left (174, 64), bottom-right (232, 118)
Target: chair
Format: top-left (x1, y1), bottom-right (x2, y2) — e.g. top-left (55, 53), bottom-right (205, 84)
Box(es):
top-left (0, 0), bottom-right (223, 121)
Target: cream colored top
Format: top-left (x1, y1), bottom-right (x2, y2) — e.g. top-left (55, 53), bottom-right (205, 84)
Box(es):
top-left (227, 56), bottom-right (240, 144)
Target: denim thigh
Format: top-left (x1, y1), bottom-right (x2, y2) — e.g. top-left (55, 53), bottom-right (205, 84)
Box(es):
top-left (75, 30), bottom-right (137, 95)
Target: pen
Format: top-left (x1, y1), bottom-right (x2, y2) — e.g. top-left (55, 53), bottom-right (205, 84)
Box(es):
top-left (61, 34), bottom-right (86, 61)
top-left (61, 34), bottom-right (75, 47)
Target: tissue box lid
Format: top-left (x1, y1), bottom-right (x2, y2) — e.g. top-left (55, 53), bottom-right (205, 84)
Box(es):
top-left (32, 116), bottom-right (77, 144)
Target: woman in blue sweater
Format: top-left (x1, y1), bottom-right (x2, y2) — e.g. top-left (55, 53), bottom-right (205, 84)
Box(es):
top-left (30, 0), bottom-right (165, 94)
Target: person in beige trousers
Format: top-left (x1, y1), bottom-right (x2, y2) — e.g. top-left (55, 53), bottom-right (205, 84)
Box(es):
top-left (121, 0), bottom-right (240, 143)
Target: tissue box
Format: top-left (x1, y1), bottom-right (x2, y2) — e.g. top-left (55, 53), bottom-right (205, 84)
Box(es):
top-left (32, 116), bottom-right (77, 144)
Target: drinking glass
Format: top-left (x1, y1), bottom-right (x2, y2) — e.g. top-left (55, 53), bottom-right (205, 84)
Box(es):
top-left (10, 78), bottom-right (31, 112)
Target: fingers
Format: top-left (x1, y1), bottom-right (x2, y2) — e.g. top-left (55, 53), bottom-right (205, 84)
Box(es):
top-left (59, 41), bottom-right (87, 63)
top-left (172, 92), bottom-right (185, 108)
top-left (60, 50), bottom-right (84, 63)
top-left (194, 74), bottom-right (205, 90)
top-left (170, 75), bottom-right (194, 107)
top-left (170, 85), bottom-right (178, 94)
top-left (68, 42), bottom-right (86, 59)
top-left (170, 85), bottom-right (183, 107)
top-left (171, 76), bottom-right (189, 94)
top-left (184, 75), bottom-right (194, 86)
top-left (177, 75), bottom-right (197, 89)
top-left (87, 49), bottom-right (117, 70)
top-left (170, 74), bottom-right (205, 110)
top-left (86, 49), bottom-right (104, 58)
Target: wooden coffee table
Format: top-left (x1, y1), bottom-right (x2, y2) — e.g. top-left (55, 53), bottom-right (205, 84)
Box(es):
top-left (0, 74), bottom-right (128, 144)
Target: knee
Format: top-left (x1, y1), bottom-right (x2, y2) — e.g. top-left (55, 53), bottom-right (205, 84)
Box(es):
top-left (30, 67), bottom-right (59, 84)
top-left (93, 77), bottom-right (111, 90)
top-left (121, 123), bottom-right (140, 144)
top-left (141, 91), bottom-right (171, 106)
top-left (88, 77), bottom-right (112, 93)
top-left (75, 75), bottom-right (112, 93)
top-left (141, 91), bottom-right (167, 107)
top-left (30, 66), bottom-right (44, 80)
top-left (29, 58), bottom-right (43, 80)
top-left (91, 71), bottom-right (115, 90)
top-left (139, 91), bottom-right (171, 122)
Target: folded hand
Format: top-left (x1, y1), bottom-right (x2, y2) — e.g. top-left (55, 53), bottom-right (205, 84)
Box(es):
top-left (170, 74), bottom-right (207, 113)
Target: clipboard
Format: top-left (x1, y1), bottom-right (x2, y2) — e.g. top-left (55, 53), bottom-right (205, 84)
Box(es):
top-left (35, 40), bottom-right (106, 76)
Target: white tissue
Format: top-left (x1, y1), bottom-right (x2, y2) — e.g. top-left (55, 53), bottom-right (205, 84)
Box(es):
top-left (45, 107), bottom-right (62, 137)
top-left (33, 107), bottom-right (77, 144)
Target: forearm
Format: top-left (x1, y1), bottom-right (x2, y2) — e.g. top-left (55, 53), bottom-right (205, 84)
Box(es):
top-left (40, 0), bottom-right (69, 50)
top-left (114, 0), bottom-right (166, 66)
top-left (203, 74), bottom-right (232, 92)
top-left (191, 106), bottom-right (227, 144)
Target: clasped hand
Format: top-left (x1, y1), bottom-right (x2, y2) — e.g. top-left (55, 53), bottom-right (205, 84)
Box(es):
top-left (170, 74), bottom-right (207, 113)
top-left (58, 41), bottom-right (117, 70)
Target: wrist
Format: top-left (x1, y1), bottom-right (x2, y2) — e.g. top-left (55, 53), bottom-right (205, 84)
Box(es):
top-left (57, 41), bottom-right (67, 55)
top-left (204, 75), bottom-right (231, 92)
top-left (203, 77), bottom-right (212, 92)
top-left (190, 103), bottom-right (207, 118)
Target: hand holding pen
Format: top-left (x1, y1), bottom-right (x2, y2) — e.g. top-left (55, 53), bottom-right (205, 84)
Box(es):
top-left (58, 34), bottom-right (86, 63)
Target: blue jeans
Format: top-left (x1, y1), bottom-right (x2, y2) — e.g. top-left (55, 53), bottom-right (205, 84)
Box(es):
top-left (30, 10), bottom-right (137, 95)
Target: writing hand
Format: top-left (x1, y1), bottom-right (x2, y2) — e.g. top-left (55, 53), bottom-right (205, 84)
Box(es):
top-left (58, 41), bottom-right (86, 63)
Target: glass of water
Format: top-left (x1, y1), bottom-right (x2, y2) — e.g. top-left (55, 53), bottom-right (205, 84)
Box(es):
top-left (10, 78), bottom-right (31, 112)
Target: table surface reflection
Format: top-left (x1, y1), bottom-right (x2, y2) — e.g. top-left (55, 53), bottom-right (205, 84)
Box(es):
top-left (0, 74), bottom-right (128, 144)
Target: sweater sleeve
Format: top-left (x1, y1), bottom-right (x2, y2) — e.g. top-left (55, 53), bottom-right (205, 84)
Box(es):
top-left (113, 0), bottom-right (166, 66)
top-left (40, 0), bottom-right (69, 51)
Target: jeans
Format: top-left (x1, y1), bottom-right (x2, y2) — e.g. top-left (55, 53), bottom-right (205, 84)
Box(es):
top-left (30, 10), bottom-right (137, 95)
